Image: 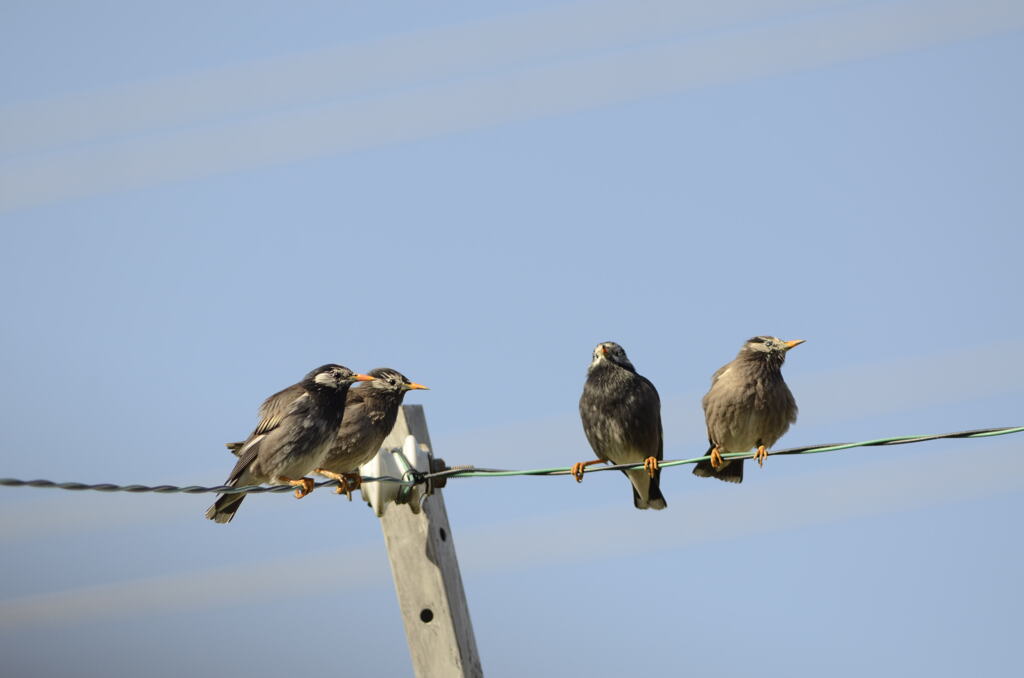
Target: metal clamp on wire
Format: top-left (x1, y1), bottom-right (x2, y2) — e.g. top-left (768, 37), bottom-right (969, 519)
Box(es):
top-left (359, 434), bottom-right (431, 516)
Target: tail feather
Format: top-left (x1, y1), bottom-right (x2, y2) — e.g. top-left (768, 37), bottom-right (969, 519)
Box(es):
top-left (624, 468), bottom-right (667, 510)
top-left (692, 451), bottom-right (744, 484)
top-left (205, 492), bottom-right (246, 523)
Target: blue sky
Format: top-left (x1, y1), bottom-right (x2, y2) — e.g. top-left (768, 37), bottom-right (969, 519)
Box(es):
top-left (1, 1), bottom-right (1022, 676)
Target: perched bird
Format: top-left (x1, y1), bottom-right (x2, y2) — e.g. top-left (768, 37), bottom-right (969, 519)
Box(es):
top-left (315, 368), bottom-right (428, 497)
top-left (575, 342), bottom-right (666, 510)
top-left (693, 336), bottom-right (804, 483)
top-left (225, 367), bottom-right (428, 498)
top-left (205, 364), bottom-right (374, 523)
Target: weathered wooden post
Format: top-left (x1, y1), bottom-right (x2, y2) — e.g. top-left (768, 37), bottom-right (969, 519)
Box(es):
top-left (365, 405), bottom-right (483, 677)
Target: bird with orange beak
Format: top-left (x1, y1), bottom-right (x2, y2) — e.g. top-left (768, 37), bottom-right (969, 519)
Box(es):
top-left (693, 336), bottom-right (805, 483)
top-left (314, 367), bottom-right (429, 497)
top-left (225, 367), bottom-right (428, 499)
top-left (207, 364), bottom-right (375, 523)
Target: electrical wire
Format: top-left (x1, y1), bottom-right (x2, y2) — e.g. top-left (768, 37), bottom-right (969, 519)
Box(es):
top-left (1, 425), bottom-right (1020, 495)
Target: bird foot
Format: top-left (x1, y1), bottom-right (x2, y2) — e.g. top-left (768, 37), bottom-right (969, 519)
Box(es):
top-left (710, 447), bottom-right (724, 470)
top-left (570, 459), bottom-right (603, 483)
top-left (315, 469), bottom-right (361, 500)
top-left (335, 473), bottom-right (361, 501)
top-left (282, 476), bottom-right (315, 499)
top-left (643, 456), bottom-right (659, 478)
top-left (754, 445), bottom-right (768, 468)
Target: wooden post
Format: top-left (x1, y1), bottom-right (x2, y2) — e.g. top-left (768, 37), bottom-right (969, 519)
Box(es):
top-left (377, 405), bottom-right (483, 678)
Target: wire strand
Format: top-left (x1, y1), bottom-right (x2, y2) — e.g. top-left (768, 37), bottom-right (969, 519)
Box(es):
top-left (1, 426), bottom-right (1020, 494)
top-left (422, 425), bottom-right (1024, 479)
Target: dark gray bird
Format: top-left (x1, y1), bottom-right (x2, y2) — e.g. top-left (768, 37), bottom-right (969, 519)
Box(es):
top-left (693, 336), bottom-right (804, 483)
top-left (205, 364), bottom-right (374, 523)
top-left (225, 367), bottom-right (428, 498)
top-left (575, 341), bottom-right (666, 510)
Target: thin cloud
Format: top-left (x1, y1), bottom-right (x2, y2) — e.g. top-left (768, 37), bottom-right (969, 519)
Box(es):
top-left (2, 0), bottom-right (1021, 212)
top-left (0, 0), bottom-right (844, 155)
top-left (0, 542), bottom-right (390, 629)
top-left (460, 441), bottom-right (1024, 572)
top-left (2, 441), bottom-right (1020, 628)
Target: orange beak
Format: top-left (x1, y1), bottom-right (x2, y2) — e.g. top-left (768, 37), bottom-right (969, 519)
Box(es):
top-left (783, 339), bottom-right (806, 350)
top-left (354, 373), bottom-right (376, 382)
top-left (406, 382), bottom-right (429, 390)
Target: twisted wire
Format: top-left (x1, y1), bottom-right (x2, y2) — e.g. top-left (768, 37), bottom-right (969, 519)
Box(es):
top-left (1, 426), bottom-right (1020, 494)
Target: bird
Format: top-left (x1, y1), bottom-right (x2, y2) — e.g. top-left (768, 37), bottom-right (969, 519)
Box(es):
top-left (205, 364), bottom-right (374, 523)
top-left (693, 336), bottom-right (804, 483)
top-left (225, 367), bottom-right (428, 499)
top-left (575, 341), bottom-right (666, 510)
top-left (314, 367), bottom-right (428, 498)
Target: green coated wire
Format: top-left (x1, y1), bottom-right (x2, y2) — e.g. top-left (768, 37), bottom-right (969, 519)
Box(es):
top-left (427, 426), bottom-right (1024, 480)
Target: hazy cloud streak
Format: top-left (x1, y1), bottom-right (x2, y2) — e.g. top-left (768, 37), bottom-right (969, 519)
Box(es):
top-left (0, 0), bottom-right (844, 156)
top-left (2, 0), bottom-right (1022, 212)
top-left (2, 441), bottom-right (1019, 628)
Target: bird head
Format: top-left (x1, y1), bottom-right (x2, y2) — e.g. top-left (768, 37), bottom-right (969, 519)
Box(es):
top-left (306, 364), bottom-right (375, 390)
top-left (364, 367), bottom-right (429, 392)
top-left (739, 337), bottom-right (805, 365)
top-left (591, 341), bottom-right (636, 372)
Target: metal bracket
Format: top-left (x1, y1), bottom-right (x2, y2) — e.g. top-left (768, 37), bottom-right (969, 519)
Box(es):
top-left (359, 434), bottom-right (432, 516)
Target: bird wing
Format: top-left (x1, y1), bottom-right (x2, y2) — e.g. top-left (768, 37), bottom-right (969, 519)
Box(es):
top-left (319, 390), bottom-right (370, 471)
top-left (578, 389), bottom-right (611, 462)
top-left (703, 363), bottom-right (751, 445)
top-left (253, 383), bottom-right (306, 436)
top-left (225, 434), bottom-right (265, 485)
top-left (637, 375), bottom-right (664, 461)
top-left (225, 391), bottom-right (314, 482)
top-left (709, 362), bottom-right (732, 385)
top-left (340, 387), bottom-right (368, 431)
top-left (224, 383), bottom-right (307, 455)
top-left (760, 380), bottom-right (799, 447)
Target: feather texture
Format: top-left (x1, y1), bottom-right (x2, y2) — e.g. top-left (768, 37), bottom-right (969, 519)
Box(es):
top-left (206, 365), bottom-right (362, 523)
top-left (579, 342), bottom-right (666, 510)
top-left (694, 337), bottom-right (801, 483)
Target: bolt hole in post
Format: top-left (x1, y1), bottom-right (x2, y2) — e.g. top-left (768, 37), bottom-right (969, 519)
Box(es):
top-left (439, 527), bottom-right (447, 541)
top-left (420, 608), bottom-right (434, 623)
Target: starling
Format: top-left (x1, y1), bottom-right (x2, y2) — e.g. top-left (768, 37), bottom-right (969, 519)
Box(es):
top-left (225, 367), bottom-right (428, 499)
top-left (205, 364), bottom-right (374, 523)
top-left (314, 368), bottom-right (428, 498)
top-left (576, 342), bottom-right (666, 510)
top-left (693, 336), bottom-right (804, 483)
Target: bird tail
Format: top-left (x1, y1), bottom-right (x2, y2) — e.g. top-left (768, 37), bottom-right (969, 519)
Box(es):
top-left (624, 468), bottom-right (667, 510)
top-left (692, 446), bottom-right (743, 483)
top-left (205, 490), bottom-right (246, 523)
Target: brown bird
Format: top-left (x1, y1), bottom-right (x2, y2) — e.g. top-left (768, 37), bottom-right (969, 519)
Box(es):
top-left (693, 336), bottom-right (804, 483)
top-left (315, 367), bottom-right (428, 497)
